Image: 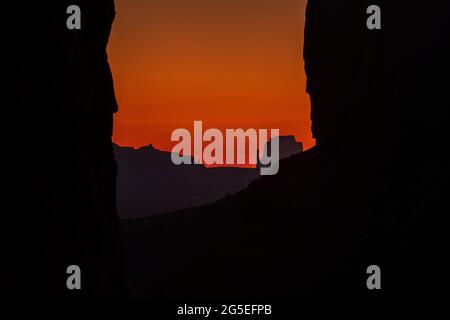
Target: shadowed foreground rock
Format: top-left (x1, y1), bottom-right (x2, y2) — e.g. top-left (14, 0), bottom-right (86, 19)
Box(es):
top-left (4, 1), bottom-right (126, 298)
top-left (122, 1), bottom-right (450, 299)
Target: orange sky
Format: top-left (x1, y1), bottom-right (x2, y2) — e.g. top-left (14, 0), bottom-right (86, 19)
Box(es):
top-left (108, 0), bottom-right (314, 153)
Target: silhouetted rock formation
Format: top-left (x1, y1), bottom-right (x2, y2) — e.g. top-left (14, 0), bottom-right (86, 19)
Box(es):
top-left (116, 136), bottom-right (302, 219)
top-left (258, 135), bottom-right (303, 166)
top-left (115, 136), bottom-right (303, 219)
top-left (115, 144), bottom-right (259, 219)
top-left (4, 1), bottom-right (126, 298)
top-left (122, 1), bottom-right (450, 299)
top-left (303, 0), bottom-right (450, 296)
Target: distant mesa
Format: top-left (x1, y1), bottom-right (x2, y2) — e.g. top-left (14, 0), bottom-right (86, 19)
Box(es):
top-left (259, 135), bottom-right (303, 164)
top-left (114, 135), bottom-right (302, 219)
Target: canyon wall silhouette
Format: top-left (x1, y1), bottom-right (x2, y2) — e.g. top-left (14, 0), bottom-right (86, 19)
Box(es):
top-left (4, 1), bottom-right (126, 297)
top-left (123, 1), bottom-right (450, 299)
top-left (3, 0), bottom-right (449, 299)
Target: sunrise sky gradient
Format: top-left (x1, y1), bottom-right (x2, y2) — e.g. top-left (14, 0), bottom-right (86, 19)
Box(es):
top-left (108, 0), bottom-right (314, 154)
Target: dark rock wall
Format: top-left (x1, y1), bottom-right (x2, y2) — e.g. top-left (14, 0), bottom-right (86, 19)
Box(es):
top-left (4, 1), bottom-right (126, 297)
top-left (305, 1), bottom-right (450, 153)
top-left (303, 0), bottom-right (450, 296)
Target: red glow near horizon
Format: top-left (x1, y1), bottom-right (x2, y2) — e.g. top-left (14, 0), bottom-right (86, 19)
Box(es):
top-left (108, 0), bottom-right (314, 160)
